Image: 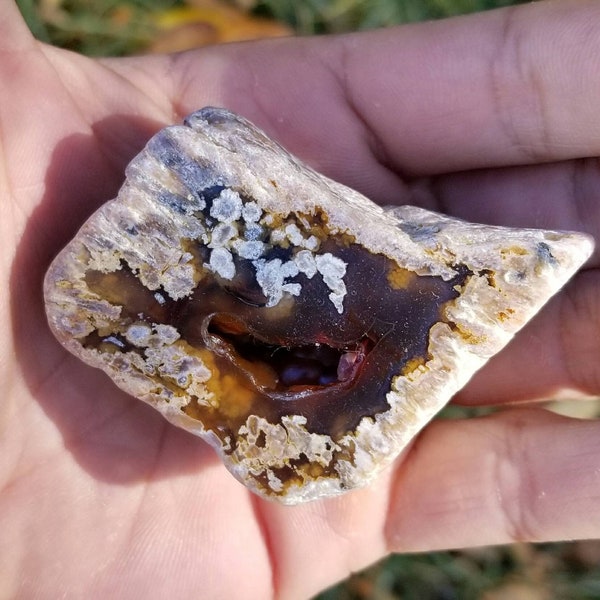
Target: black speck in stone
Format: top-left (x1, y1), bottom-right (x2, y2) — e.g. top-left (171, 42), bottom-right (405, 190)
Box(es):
top-left (148, 132), bottom-right (218, 193)
top-left (197, 185), bottom-right (227, 214)
top-left (156, 191), bottom-right (190, 215)
top-left (264, 245), bottom-right (293, 262)
top-left (537, 242), bottom-right (558, 266)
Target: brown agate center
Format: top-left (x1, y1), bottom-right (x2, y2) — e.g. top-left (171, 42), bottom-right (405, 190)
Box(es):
top-left (84, 229), bottom-right (467, 443)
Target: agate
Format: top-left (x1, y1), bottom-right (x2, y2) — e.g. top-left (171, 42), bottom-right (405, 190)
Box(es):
top-left (44, 107), bottom-right (593, 504)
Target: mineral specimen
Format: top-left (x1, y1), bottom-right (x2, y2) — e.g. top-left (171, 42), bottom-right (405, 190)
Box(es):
top-left (44, 107), bottom-right (593, 504)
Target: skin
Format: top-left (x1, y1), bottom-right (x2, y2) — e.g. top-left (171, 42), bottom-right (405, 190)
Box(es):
top-left (2, 0), bottom-right (600, 597)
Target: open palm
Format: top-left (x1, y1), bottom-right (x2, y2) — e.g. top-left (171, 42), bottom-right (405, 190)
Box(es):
top-left (3, 1), bottom-right (600, 598)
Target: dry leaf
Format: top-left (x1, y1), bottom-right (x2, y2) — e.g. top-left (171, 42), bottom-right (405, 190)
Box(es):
top-left (150, 0), bottom-right (292, 53)
top-left (482, 580), bottom-right (551, 600)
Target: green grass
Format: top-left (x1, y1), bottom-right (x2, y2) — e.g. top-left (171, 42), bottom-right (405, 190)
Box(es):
top-left (19, 0), bottom-right (528, 56)
top-left (318, 543), bottom-right (600, 599)
top-left (18, 0), bottom-right (178, 55)
top-left (18, 0), bottom-right (600, 598)
top-left (253, 0), bottom-right (523, 35)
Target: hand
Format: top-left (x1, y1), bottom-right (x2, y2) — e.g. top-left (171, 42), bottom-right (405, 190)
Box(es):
top-left (2, 1), bottom-right (600, 597)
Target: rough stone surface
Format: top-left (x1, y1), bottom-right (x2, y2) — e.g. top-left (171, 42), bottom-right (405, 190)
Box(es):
top-left (44, 107), bottom-right (594, 504)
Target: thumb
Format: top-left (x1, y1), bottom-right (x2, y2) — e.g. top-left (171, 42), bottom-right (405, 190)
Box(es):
top-left (0, 1), bottom-right (35, 52)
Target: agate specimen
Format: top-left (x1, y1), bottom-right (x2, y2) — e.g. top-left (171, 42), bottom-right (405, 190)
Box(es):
top-left (44, 107), bottom-right (593, 504)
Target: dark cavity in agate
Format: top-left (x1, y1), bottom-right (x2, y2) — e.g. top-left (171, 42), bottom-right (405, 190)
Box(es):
top-left (83, 234), bottom-right (469, 442)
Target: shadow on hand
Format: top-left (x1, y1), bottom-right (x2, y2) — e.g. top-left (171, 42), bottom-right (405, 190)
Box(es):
top-left (10, 113), bottom-right (221, 485)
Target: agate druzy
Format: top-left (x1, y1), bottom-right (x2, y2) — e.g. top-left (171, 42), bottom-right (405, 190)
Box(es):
top-left (44, 107), bottom-right (594, 503)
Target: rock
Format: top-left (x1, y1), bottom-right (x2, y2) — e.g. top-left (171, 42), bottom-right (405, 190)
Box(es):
top-left (44, 107), bottom-right (593, 503)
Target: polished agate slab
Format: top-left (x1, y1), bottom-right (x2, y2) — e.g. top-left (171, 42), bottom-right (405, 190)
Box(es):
top-left (44, 107), bottom-right (593, 504)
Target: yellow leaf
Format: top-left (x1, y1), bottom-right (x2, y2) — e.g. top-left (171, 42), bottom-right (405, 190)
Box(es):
top-left (150, 0), bottom-right (292, 53)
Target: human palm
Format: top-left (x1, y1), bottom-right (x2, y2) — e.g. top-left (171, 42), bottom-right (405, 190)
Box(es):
top-left (3, 1), bottom-right (600, 598)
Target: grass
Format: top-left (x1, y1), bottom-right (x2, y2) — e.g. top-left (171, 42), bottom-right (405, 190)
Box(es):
top-left (19, 0), bottom-right (528, 56)
top-left (319, 543), bottom-right (600, 600)
top-left (253, 0), bottom-right (522, 35)
top-left (17, 0), bottom-right (600, 598)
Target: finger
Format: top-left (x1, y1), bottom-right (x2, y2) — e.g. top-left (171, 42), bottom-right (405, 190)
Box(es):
top-left (431, 162), bottom-right (590, 232)
top-left (425, 158), bottom-right (600, 267)
top-left (0, 1), bottom-right (35, 52)
top-left (258, 407), bottom-right (600, 598)
top-left (331, 0), bottom-right (600, 175)
top-left (385, 408), bottom-right (600, 552)
top-left (185, 0), bottom-right (600, 183)
top-left (256, 465), bottom-right (392, 600)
